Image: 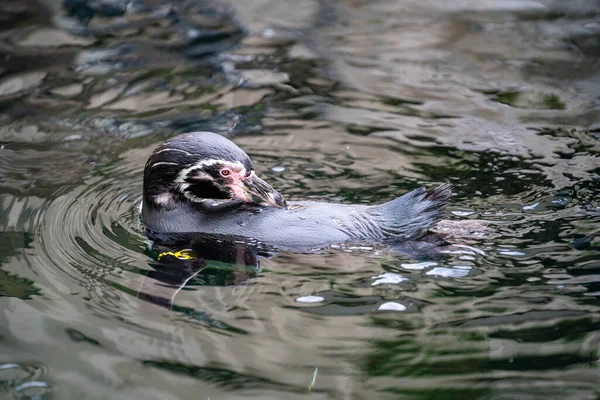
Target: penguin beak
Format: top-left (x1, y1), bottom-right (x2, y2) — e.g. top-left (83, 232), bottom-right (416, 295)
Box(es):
top-left (235, 173), bottom-right (287, 208)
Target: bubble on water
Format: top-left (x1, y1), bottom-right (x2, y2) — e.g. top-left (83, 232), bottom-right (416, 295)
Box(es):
top-left (454, 245), bottom-right (486, 255)
top-left (499, 251), bottom-right (526, 256)
top-left (0, 362), bottom-right (47, 385)
top-left (0, 364), bottom-right (29, 382)
top-left (378, 302), bottom-right (406, 311)
top-left (371, 273), bottom-right (408, 286)
top-left (348, 246), bottom-right (373, 251)
top-left (400, 261), bottom-right (437, 270)
top-left (523, 202), bottom-right (539, 210)
top-left (451, 210), bottom-right (474, 216)
top-left (64, 134), bottom-right (82, 141)
top-left (296, 296), bottom-right (325, 303)
top-left (426, 267), bottom-right (471, 278)
top-left (14, 380), bottom-right (51, 397)
top-left (187, 29), bottom-right (201, 39)
top-left (552, 197), bottom-right (569, 206)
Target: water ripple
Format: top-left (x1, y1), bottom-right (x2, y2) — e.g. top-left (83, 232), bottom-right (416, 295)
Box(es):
top-left (0, 0), bottom-right (598, 398)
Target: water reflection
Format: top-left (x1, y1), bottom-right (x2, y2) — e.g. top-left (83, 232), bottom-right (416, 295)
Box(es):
top-left (137, 234), bottom-right (264, 310)
top-left (0, 0), bottom-right (599, 398)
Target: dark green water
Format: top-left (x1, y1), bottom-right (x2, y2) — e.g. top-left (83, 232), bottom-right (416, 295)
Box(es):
top-left (1, 0), bottom-right (599, 399)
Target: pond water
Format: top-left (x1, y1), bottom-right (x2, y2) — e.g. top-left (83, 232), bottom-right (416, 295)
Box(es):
top-left (1, 0), bottom-right (599, 399)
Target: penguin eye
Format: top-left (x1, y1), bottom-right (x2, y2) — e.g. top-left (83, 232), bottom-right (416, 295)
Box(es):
top-left (220, 168), bottom-right (231, 177)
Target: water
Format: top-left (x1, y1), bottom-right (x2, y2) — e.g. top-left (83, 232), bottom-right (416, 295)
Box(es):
top-left (1, 0), bottom-right (599, 398)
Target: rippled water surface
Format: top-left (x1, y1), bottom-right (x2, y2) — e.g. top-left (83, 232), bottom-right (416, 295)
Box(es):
top-left (1, 0), bottom-right (599, 398)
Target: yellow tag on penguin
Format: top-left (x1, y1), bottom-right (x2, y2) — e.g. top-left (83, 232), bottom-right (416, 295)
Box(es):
top-left (157, 249), bottom-right (194, 261)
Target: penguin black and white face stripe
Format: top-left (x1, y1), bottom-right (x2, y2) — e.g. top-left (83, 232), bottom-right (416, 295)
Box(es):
top-left (173, 159), bottom-right (249, 203)
top-left (175, 159), bottom-right (248, 185)
top-left (143, 132), bottom-right (286, 209)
